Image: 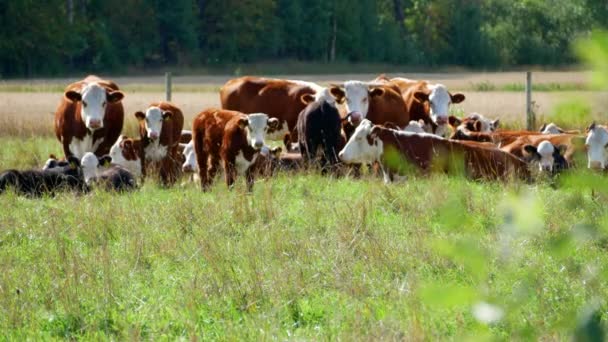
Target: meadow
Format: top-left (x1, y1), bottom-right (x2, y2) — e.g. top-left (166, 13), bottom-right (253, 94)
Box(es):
top-left (0, 72), bottom-right (607, 340)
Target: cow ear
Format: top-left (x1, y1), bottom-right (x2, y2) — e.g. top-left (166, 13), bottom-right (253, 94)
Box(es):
top-left (474, 120), bottom-right (483, 132)
top-left (539, 123), bottom-right (547, 132)
top-left (329, 86), bottom-right (345, 104)
top-left (450, 93), bottom-right (465, 104)
top-left (492, 119), bottom-right (500, 129)
top-left (523, 145), bottom-right (539, 158)
top-left (413, 91), bottom-right (429, 103)
top-left (270, 146), bottom-right (282, 157)
top-left (448, 115), bottom-right (461, 127)
top-left (267, 117), bottom-right (280, 130)
top-left (106, 90), bottom-right (124, 103)
top-left (369, 87), bottom-right (385, 97)
top-left (134, 111), bottom-right (146, 121)
top-left (163, 111), bottom-right (173, 121)
top-left (238, 118), bottom-right (248, 129)
top-left (587, 122), bottom-right (596, 132)
top-left (67, 156), bottom-right (80, 169)
top-left (65, 90), bottom-right (82, 102)
top-left (300, 93), bottom-right (316, 105)
top-left (99, 155), bottom-right (112, 167)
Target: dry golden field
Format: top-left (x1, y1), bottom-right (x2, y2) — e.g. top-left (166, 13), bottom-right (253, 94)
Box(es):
top-left (0, 71), bottom-right (605, 137)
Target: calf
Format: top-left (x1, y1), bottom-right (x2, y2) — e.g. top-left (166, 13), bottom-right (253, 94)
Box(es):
top-left (54, 75), bottom-right (125, 159)
top-left (192, 109), bottom-right (278, 191)
top-left (108, 135), bottom-right (142, 177)
top-left (585, 122), bottom-right (608, 170)
top-left (450, 128), bottom-right (546, 146)
top-left (80, 152), bottom-right (137, 192)
top-left (501, 133), bottom-right (584, 173)
top-left (296, 93), bottom-right (342, 171)
top-left (0, 157), bottom-right (88, 197)
top-left (134, 101), bottom-right (184, 185)
top-left (449, 113), bottom-right (500, 133)
top-left (338, 119), bottom-right (529, 182)
top-left (539, 123), bottom-right (581, 135)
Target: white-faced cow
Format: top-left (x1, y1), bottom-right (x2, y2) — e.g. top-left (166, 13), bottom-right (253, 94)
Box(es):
top-left (54, 75), bottom-right (125, 159)
top-left (585, 122), bottom-right (608, 170)
top-left (134, 101), bottom-right (184, 185)
top-left (192, 108), bottom-right (279, 191)
top-left (80, 152), bottom-right (137, 192)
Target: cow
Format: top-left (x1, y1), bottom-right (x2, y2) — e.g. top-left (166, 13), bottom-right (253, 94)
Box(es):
top-left (338, 119), bottom-right (529, 183)
top-left (585, 122), bottom-right (608, 170)
top-left (450, 128), bottom-right (547, 146)
top-left (296, 92), bottom-right (342, 172)
top-left (134, 101), bottom-right (184, 185)
top-left (108, 135), bottom-right (143, 177)
top-left (539, 122), bottom-right (581, 135)
top-left (500, 133), bottom-right (584, 173)
top-left (220, 77), bottom-right (326, 145)
top-left (328, 81), bottom-right (409, 130)
top-left (54, 75), bottom-right (125, 159)
top-left (449, 113), bottom-right (500, 133)
top-left (253, 146), bottom-right (304, 177)
top-left (80, 152), bottom-right (137, 192)
top-left (0, 156), bottom-right (88, 197)
top-left (403, 120), bottom-right (426, 133)
top-left (192, 108), bottom-right (278, 191)
top-left (372, 75), bottom-right (466, 137)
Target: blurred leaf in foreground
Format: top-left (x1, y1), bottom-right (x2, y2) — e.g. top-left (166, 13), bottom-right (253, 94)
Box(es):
top-left (576, 31), bottom-right (608, 89)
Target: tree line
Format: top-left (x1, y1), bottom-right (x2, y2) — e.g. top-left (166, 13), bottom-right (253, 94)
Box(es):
top-left (0, 0), bottom-right (605, 77)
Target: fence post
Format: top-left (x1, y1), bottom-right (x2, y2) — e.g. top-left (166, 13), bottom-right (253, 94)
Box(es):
top-left (526, 71), bottom-right (534, 130)
top-left (165, 72), bottom-right (172, 102)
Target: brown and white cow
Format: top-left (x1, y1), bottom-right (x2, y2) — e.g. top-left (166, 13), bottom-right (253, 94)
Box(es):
top-left (134, 101), bottom-right (184, 185)
top-left (328, 81), bottom-right (410, 129)
top-left (108, 135), bottom-right (142, 177)
top-left (449, 113), bottom-right (500, 133)
top-left (192, 108), bottom-right (279, 191)
top-left (338, 119), bottom-right (529, 182)
top-left (220, 77), bottom-right (327, 144)
top-left (450, 128), bottom-right (547, 146)
top-left (54, 75), bottom-right (125, 159)
top-left (539, 122), bottom-right (581, 135)
top-left (585, 123), bottom-right (608, 170)
top-left (500, 133), bottom-right (584, 174)
top-left (372, 75), bottom-right (466, 137)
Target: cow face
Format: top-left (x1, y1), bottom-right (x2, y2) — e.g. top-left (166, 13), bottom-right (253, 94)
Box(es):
top-left (524, 141), bottom-right (567, 174)
top-left (329, 81), bottom-right (384, 125)
top-left (181, 140), bottom-right (198, 173)
top-left (540, 122), bottom-right (564, 135)
top-left (109, 136), bottom-right (142, 176)
top-left (414, 84), bottom-right (465, 127)
top-left (241, 113), bottom-right (278, 149)
top-left (81, 152), bottom-right (100, 184)
top-left (585, 123), bottom-right (608, 170)
top-left (338, 119), bottom-right (383, 164)
top-left (135, 106), bottom-right (172, 140)
top-left (65, 83), bottom-right (124, 131)
top-left (403, 120), bottom-right (426, 133)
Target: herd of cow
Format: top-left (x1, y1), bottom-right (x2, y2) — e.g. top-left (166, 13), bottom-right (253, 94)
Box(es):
top-left (1, 74), bottom-right (607, 197)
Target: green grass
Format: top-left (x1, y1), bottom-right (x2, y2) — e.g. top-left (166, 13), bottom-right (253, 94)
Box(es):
top-left (1, 137), bottom-right (607, 340)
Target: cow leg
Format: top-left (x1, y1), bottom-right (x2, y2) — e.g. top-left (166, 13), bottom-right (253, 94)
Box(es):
top-left (245, 166), bottom-right (255, 192)
top-left (62, 138), bottom-right (73, 159)
top-left (196, 150), bottom-right (210, 191)
top-left (223, 160), bottom-right (237, 189)
top-left (208, 154), bottom-right (220, 181)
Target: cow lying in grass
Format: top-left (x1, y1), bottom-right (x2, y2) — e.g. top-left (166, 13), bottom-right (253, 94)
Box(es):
top-left (338, 119), bottom-right (530, 183)
top-left (80, 152), bottom-right (137, 192)
top-left (1, 156), bottom-right (87, 197)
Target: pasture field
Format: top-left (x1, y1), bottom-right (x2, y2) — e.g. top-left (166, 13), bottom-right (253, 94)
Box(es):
top-left (0, 73), bottom-right (607, 339)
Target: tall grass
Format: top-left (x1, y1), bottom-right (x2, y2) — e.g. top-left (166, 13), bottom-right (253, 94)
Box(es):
top-left (0, 138), bottom-right (607, 339)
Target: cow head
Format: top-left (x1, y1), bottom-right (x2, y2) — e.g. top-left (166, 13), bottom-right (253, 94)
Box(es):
top-left (135, 106), bottom-right (172, 141)
top-left (239, 113), bottom-right (279, 150)
top-left (338, 119), bottom-right (383, 164)
top-left (181, 140), bottom-right (197, 173)
top-left (585, 122), bottom-right (608, 170)
top-left (403, 120), bottom-right (426, 134)
top-left (414, 84), bottom-right (465, 127)
top-left (109, 136), bottom-right (142, 176)
top-left (540, 122), bottom-right (564, 135)
top-left (81, 152), bottom-right (111, 184)
top-left (65, 83), bottom-right (124, 131)
top-left (329, 81), bottom-right (384, 125)
top-left (524, 141), bottom-right (568, 174)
